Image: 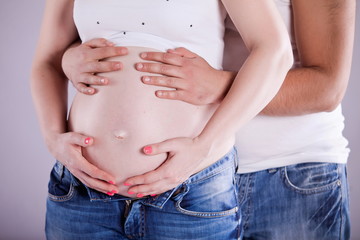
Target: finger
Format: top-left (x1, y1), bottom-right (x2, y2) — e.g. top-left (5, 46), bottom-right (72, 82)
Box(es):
top-left (141, 76), bottom-right (185, 89)
top-left (73, 168), bottom-right (118, 195)
top-left (83, 38), bottom-right (115, 48)
top-left (128, 180), bottom-right (173, 197)
top-left (83, 61), bottom-right (122, 73)
top-left (135, 62), bottom-right (184, 78)
top-left (65, 132), bottom-right (94, 147)
top-left (90, 46), bottom-right (128, 60)
top-left (140, 52), bottom-right (184, 66)
top-left (155, 90), bottom-right (186, 101)
top-left (169, 47), bottom-right (198, 58)
top-left (79, 74), bottom-right (109, 86)
top-left (75, 155), bottom-right (117, 185)
top-left (75, 82), bottom-right (96, 95)
top-left (142, 139), bottom-right (176, 156)
top-left (124, 169), bottom-right (163, 187)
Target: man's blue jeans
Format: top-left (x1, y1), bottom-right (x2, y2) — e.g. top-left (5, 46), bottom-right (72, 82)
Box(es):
top-left (45, 148), bottom-right (240, 240)
top-left (236, 162), bottom-right (350, 240)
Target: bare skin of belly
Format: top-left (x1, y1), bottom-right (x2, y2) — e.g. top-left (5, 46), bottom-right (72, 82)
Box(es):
top-left (68, 46), bottom-right (234, 197)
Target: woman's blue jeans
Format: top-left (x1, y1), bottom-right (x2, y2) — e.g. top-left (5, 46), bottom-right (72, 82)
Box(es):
top-left (45, 148), bottom-right (240, 240)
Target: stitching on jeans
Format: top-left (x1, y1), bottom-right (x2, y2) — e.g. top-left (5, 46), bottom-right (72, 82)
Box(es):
top-left (48, 182), bottom-right (76, 202)
top-left (282, 164), bottom-right (341, 195)
top-left (175, 198), bottom-right (239, 218)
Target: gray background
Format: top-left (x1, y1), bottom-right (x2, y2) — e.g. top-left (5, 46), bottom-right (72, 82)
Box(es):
top-left (0, 1), bottom-right (359, 240)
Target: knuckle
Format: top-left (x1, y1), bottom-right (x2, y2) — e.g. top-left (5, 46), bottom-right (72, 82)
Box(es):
top-left (165, 77), bottom-right (174, 86)
top-left (99, 38), bottom-right (107, 45)
top-left (78, 50), bottom-right (88, 61)
top-left (159, 65), bottom-right (169, 74)
top-left (162, 53), bottom-right (172, 62)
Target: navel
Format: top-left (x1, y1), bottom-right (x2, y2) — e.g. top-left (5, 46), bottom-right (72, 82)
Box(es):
top-left (113, 129), bottom-right (128, 140)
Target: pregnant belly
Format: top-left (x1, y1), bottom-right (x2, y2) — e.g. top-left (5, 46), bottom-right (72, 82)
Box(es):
top-left (68, 47), bottom-right (225, 196)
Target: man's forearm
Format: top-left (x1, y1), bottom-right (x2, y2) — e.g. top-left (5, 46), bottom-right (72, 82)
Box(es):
top-left (261, 66), bottom-right (348, 116)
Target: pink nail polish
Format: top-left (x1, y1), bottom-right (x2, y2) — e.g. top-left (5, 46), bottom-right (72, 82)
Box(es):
top-left (108, 181), bottom-right (115, 185)
top-left (111, 190), bottom-right (118, 194)
top-left (150, 194), bottom-right (157, 197)
top-left (107, 192), bottom-right (114, 196)
top-left (124, 182), bottom-right (132, 186)
top-left (144, 146), bottom-right (152, 154)
top-left (128, 191), bottom-right (135, 195)
top-left (137, 193), bottom-right (144, 198)
top-left (84, 137), bottom-right (91, 145)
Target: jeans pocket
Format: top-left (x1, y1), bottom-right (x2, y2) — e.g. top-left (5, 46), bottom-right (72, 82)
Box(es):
top-left (175, 168), bottom-right (238, 218)
top-left (48, 161), bottom-right (76, 202)
top-left (284, 162), bottom-right (342, 194)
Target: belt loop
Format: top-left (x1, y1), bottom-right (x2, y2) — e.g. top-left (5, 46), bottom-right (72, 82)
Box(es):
top-left (54, 160), bottom-right (64, 178)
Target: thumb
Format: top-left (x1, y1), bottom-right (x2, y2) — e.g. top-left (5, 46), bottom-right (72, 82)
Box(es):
top-left (142, 139), bottom-right (176, 156)
top-left (169, 47), bottom-right (198, 58)
top-left (66, 132), bottom-right (94, 147)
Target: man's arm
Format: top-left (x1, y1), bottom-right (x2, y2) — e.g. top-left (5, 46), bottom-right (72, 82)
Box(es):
top-left (262, 0), bottom-right (356, 115)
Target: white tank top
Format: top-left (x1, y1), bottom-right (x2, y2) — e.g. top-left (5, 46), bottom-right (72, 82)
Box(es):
top-left (223, 0), bottom-right (350, 173)
top-left (73, 0), bottom-right (227, 69)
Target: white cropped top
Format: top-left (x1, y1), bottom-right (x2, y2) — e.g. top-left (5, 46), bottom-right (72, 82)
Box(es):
top-left (73, 0), bottom-right (227, 69)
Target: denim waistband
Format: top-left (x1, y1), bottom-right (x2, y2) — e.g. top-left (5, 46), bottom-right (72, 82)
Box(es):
top-left (55, 147), bottom-right (237, 209)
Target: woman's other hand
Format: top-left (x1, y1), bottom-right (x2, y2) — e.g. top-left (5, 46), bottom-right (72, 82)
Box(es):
top-left (136, 47), bottom-right (236, 105)
top-left (47, 132), bottom-right (118, 196)
top-left (62, 38), bottom-right (128, 95)
top-left (124, 137), bottom-right (210, 197)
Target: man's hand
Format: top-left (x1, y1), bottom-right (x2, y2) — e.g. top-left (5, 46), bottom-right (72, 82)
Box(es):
top-left (47, 131), bottom-right (118, 196)
top-left (62, 38), bottom-right (128, 95)
top-left (135, 47), bottom-right (235, 105)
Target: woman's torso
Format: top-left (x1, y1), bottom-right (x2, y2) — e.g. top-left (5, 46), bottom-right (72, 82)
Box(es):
top-left (69, 0), bottom-right (231, 196)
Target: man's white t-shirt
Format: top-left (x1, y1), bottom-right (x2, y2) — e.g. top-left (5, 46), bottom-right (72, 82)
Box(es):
top-left (223, 0), bottom-right (349, 173)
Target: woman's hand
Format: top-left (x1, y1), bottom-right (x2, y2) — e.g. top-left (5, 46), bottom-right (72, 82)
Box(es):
top-left (124, 137), bottom-right (210, 197)
top-left (62, 38), bottom-right (128, 95)
top-left (47, 131), bottom-right (118, 196)
top-left (135, 47), bottom-right (235, 105)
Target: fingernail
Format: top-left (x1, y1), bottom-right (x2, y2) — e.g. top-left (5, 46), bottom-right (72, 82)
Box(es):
top-left (150, 194), bottom-right (157, 197)
top-left (136, 63), bottom-right (143, 70)
top-left (144, 146), bottom-right (152, 154)
top-left (137, 193), bottom-right (144, 198)
top-left (128, 191), bottom-right (135, 195)
top-left (84, 137), bottom-right (91, 145)
top-left (124, 182), bottom-right (132, 186)
top-left (156, 91), bottom-right (163, 97)
top-left (108, 181), bottom-right (115, 185)
top-left (107, 192), bottom-right (114, 196)
top-left (143, 76), bottom-right (150, 82)
top-left (115, 63), bottom-right (122, 69)
top-left (100, 78), bottom-right (107, 84)
top-left (140, 53), bottom-right (147, 58)
top-left (111, 190), bottom-right (118, 194)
